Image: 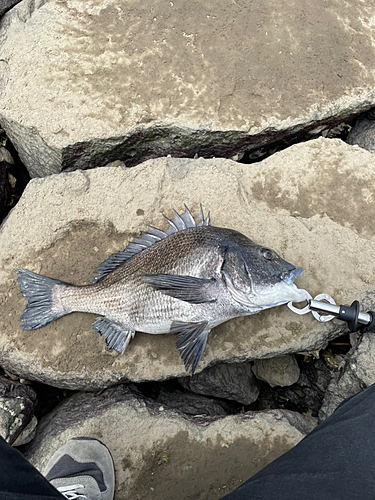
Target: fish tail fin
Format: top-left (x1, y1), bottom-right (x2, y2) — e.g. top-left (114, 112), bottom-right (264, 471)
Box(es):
top-left (16, 269), bottom-right (70, 330)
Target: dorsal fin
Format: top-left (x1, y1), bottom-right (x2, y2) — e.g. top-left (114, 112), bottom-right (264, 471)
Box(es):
top-left (90, 205), bottom-right (211, 283)
top-left (198, 203), bottom-right (211, 226)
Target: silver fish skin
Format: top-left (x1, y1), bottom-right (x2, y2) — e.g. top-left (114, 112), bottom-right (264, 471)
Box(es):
top-left (16, 206), bottom-right (308, 374)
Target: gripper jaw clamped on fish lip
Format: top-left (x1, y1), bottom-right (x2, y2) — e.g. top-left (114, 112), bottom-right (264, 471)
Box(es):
top-left (288, 294), bottom-right (375, 333)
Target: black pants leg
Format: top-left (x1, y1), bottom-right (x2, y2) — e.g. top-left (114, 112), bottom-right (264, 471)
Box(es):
top-left (0, 435), bottom-right (63, 500)
top-left (223, 382), bottom-right (375, 500)
top-left (2, 384), bottom-right (375, 499)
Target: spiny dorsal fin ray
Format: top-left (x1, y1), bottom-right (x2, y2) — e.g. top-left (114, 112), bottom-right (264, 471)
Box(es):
top-left (172, 209), bottom-right (187, 230)
top-left (147, 226), bottom-right (168, 239)
top-left (198, 203), bottom-right (211, 226)
top-left (163, 214), bottom-right (179, 235)
top-left (181, 204), bottom-right (196, 227)
top-left (90, 205), bottom-right (211, 283)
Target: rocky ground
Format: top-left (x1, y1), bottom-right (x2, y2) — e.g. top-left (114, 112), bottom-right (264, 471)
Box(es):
top-left (1, 1), bottom-right (375, 499)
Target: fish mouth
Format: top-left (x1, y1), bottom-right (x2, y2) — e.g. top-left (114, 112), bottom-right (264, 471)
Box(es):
top-left (280, 266), bottom-right (304, 285)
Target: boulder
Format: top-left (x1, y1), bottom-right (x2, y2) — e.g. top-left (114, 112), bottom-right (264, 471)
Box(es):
top-left (320, 323), bottom-right (375, 420)
top-left (179, 362), bottom-right (260, 405)
top-left (0, 376), bottom-right (37, 445)
top-left (24, 384), bottom-right (317, 500)
top-left (0, 0), bottom-right (22, 17)
top-left (1, 138), bottom-right (375, 389)
top-left (1, 0), bottom-right (375, 176)
top-left (319, 370), bottom-right (364, 422)
top-left (252, 357), bottom-right (332, 417)
top-left (153, 387), bottom-right (228, 418)
top-left (0, 146), bottom-right (13, 165)
top-left (252, 355), bottom-right (300, 387)
top-left (347, 112), bottom-right (375, 151)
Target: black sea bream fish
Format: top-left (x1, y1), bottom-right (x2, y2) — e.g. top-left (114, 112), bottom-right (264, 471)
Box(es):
top-left (16, 206), bottom-right (308, 374)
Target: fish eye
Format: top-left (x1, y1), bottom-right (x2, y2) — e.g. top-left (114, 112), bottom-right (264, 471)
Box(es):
top-left (262, 249), bottom-right (274, 260)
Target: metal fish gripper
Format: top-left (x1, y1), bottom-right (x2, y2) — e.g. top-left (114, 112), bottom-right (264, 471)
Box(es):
top-left (288, 293), bottom-right (375, 332)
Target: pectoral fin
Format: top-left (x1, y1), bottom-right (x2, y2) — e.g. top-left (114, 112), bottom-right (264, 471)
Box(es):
top-left (170, 320), bottom-right (210, 374)
top-left (92, 317), bottom-right (135, 354)
top-left (141, 274), bottom-right (216, 304)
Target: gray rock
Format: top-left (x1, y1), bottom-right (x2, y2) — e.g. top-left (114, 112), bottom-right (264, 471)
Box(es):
top-left (319, 326), bottom-right (375, 420)
top-left (1, 139), bottom-right (375, 389)
top-left (0, 0), bottom-right (22, 17)
top-left (1, 0), bottom-right (375, 176)
top-left (12, 415), bottom-right (38, 446)
top-left (179, 362), bottom-right (260, 405)
top-left (0, 376), bottom-right (37, 445)
top-left (0, 146), bottom-right (13, 165)
top-left (346, 114), bottom-right (375, 151)
top-left (154, 387), bottom-right (228, 418)
top-left (24, 384), bottom-right (317, 500)
top-left (319, 372), bottom-right (364, 421)
top-left (252, 355), bottom-right (300, 387)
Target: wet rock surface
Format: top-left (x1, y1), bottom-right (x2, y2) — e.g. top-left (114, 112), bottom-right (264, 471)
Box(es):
top-left (24, 384), bottom-right (317, 500)
top-left (0, 138), bottom-right (374, 389)
top-left (1, 0), bottom-right (375, 176)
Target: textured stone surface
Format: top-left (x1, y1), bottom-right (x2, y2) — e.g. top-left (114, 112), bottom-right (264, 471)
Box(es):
top-left (347, 113), bottom-right (375, 151)
top-left (179, 362), bottom-right (259, 405)
top-left (154, 387), bottom-right (228, 418)
top-left (24, 384), bottom-right (317, 500)
top-left (1, 0), bottom-right (375, 176)
top-left (252, 355), bottom-right (300, 387)
top-left (0, 0), bottom-right (22, 17)
top-left (319, 370), bottom-right (364, 421)
top-left (0, 376), bottom-right (37, 445)
top-left (1, 138), bottom-right (375, 389)
top-left (0, 146), bottom-right (13, 164)
top-left (320, 325), bottom-right (375, 420)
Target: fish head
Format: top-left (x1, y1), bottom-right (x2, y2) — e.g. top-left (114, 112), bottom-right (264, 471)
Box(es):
top-left (221, 237), bottom-right (308, 312)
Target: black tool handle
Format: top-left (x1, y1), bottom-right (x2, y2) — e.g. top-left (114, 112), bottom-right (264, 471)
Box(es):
top-left (309, 300), bottom-right (375, 332)
top-left (337, 301), bottom-right (360, 332)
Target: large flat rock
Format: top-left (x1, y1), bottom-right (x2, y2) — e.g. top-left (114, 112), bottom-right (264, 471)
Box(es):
top-left (24, 384), bottom-right (317, 500)
top-left (0, 138), bottom-right (375, 389)
top-left (1, 0), bottom-right (375, 176)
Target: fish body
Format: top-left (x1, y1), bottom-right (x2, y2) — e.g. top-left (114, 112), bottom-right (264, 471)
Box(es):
top-left (16, 206), bottom-right (308, 373)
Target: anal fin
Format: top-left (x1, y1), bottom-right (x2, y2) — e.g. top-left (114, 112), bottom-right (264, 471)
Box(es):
top-left (170, 320), bottom-right (211, 374)
top-left (92, 317), bottom-right (135, 354)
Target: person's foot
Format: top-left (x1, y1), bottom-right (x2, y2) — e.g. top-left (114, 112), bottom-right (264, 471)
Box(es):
top-left (43, 437), bottom-right (115, 500)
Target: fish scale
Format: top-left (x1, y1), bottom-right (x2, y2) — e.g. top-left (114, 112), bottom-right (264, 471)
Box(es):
top-left (16, 205), bottom-right (308, 374)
